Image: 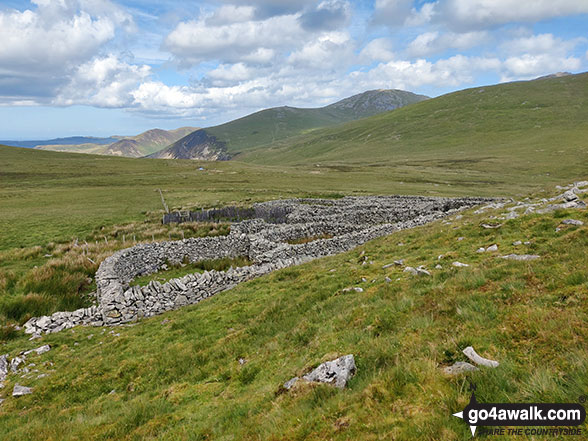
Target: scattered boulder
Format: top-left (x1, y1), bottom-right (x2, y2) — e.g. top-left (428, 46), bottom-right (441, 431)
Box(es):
top-left (500, 254), bottom-right (540, 261)
top-left (23, 345), bottom-right (51, 356)
top-left (563, 190), bottom-right (579, 202)
top-left (443, 361), bottom-right (479, 376)
top-left (283, 377), bottom-right (299, 390)
top-left (512, 240), bottom-right (522, 246)
top-left (302, 354), bottom-right (356, 389)
top-left (384, 277), bottom-right (392, 283)
top-left (415, 266), bottom-right (431, 276)
top-left (10, 356), bottom-right (25, 373)
top-left (463, 346), bottom-right (499, 368)
top-left (435, 264), bottom-right (442, 269)
top-left (561, 219), bottom-right (584, 226)
top-left (486, 244), bottom-right (498, 252)
top-left (12, 384), bottom-right (32, 397)
top-left (452, 261), bottom-right (470, 268)
top-left (238, 358), bottom-right (247, 365)
top-left (403, 267), bottom-right (418, 275)
top-left (481, 223), bottom-right (502, 229)
top-left (342, 287), bottom-right (364, 293)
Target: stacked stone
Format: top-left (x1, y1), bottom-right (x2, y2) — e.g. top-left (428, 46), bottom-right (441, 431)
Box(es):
top-left (24, 306), bottom-right (101, 336)
top-left (24, 195), bottom-right (494, 335)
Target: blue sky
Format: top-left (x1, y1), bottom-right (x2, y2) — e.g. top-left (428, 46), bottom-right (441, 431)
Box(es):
top-left (1, 0), bottom-right (587, 139)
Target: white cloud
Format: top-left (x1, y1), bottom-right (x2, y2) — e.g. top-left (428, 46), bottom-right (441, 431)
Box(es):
top-left (54, 55), bottom-right (151, 107)
top-left (0, 0), bottom-right (134, 103)
top-left (164, 13), bottom-right (306, 66)
top-left (352, 55), bottom-right (501, 90)
top-left (372, 0), bottom-right (436, 27)
top-left (288, 32), bottom-right (354, 69)
top-left (501, 33), bottom-right (581, 55)
top-left (502, 54), bottom-right (581, 80)
top-left (359, 38), bottom-right (395, 62)
top-left (407, 31), bottom-right (489, 57)
top-left (441, 0), bottom-right (588, 30)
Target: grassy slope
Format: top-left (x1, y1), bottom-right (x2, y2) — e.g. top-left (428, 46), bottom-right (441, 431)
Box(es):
top-left (241, 73), bottom-right (588, 187)
top-left (174, 90), bottom-right (427, 156)
top-left (0, 145), bottom-right (518, 252)
top-left (1, 187), bottom-right (587, 440)
top-left (35, 128), bottom-right (198, 157)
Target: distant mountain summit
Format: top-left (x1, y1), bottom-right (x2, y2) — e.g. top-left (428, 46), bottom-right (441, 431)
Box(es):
top-left (32, 127), bottom-right (197, 157)
top-left (151, 89), bottom-right (427, 161)
top-left (325, 89), bottom-right (428, 118)
top-left (104, 127), bottom-right (197, 157)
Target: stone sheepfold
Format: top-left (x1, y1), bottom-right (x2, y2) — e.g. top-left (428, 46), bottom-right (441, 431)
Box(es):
top-left (24, 196), bottom-right (493, 336)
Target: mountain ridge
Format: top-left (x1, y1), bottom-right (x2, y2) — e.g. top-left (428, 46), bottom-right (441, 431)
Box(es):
top-left (151, 89), bottom-right (427, 160)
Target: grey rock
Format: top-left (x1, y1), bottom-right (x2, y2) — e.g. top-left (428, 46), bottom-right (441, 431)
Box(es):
top-left (403, 266), bottom-right (418, 275)
top-left (512, 240), bottom-right (522, 246)
top-left (561, 219), bottom-right (584, 226)
top-left (12, 384), bottom-right (32, 397)
top-left (0, 354), bottom-right (7, 381)
top-left (302, 354), bottom-right (356, 389)
top-left (563, 190), bottom-right (579, 201)
top-left (452, 261), bottom-right (470, 268)
top-left (416, 266), bottom-right (431, 276)
top-left (23, 345), bottom-right (51, 356)
top-left (283, 377), bottom-right (299, 390)
top-left (486, 244), bottom-right (498, 252)
top-left (500, 254), bottom-right (540, 261)
top-left (481, 223), bottom-right (502, 229)
top-left (10, 356), bottom-right (25, 373)
top-left (443, 361), bottom-right (479, 376)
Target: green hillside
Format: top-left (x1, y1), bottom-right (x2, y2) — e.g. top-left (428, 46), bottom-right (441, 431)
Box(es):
top-left (152, 89), bottom-right (427, 159)
top-left (242, 73), bottom-right (588, 185)
top-left (35, 127), bottom-right (197, 157)
top-left (1, 184), bottom-right (587, 440)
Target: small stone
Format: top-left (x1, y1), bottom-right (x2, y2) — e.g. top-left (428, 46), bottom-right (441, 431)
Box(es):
top-left (563, 190), bottom-right (579, 202)
top-left (561, 219), bottom-right (584, 226)
top-left (443, 361), bottom-right (479, 376)
top-left (403, 266), bottom-right (418, 275)
top-left (457, 237), bottom-right (465, 241)
top-left (384, 277), bottom-right (392, 283)
top-left (452, 261), bottom-right (469, 268)
top-left (512, 240), bottom-right (522, 246)
top-left (10, 357), bottom-right (25, 373)
top-left (435, 264), bottom-right (442, 269)
top-left (486, 244), bottom-right (498, 252)
top-left (283, 377), bottom-right (299, 390)
top-left (416, 266), bottom-right (431, 276)
top-left (12, 384), bottom-right (32, 397)
top-left (481, 223), bottom-right (502, 229)
top-left (476, 247), bottom-right (486, 253)
top-left (500, 254), bottom-right (540, 261)
top-left (238, 358), bottom-right (247, 365)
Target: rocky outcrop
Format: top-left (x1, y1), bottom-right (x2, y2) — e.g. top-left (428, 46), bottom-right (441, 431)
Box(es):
top-left (284, 354), bottom-right (357, 389)
top-left (24, 196), bottom-right (492, 335)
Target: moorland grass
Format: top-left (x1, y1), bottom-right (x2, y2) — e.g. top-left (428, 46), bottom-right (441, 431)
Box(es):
top-left (0, 188), bottom-right (586, 440)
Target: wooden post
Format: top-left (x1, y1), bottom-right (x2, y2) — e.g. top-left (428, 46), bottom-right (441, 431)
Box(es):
top-left (158, 189), bottom-right (170, 214)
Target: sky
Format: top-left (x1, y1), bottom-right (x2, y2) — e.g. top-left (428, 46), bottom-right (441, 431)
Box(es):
top-left (0, 0), bottom-right (587, 139)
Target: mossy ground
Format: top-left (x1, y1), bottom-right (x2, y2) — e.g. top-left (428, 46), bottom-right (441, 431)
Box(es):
top-left (1, 187), bottom-right (586, 440)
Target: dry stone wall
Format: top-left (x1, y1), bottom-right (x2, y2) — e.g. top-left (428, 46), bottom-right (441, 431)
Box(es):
top-left (24, 196), bottom-right (493, 335)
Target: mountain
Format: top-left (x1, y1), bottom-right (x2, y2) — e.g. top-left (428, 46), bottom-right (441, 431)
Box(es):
top-left (148, 129), bottom-right (231, 160)
top-left (32, 127), bottom-right (197, 157)
top-left (150, 89), bottom-right (427, 160)
top-left (103, 127), bottom-right (198, 157)
top-left (239, 72), bottom-right (588, 181)
top-left (0, 136), bottom-right (118, 149)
